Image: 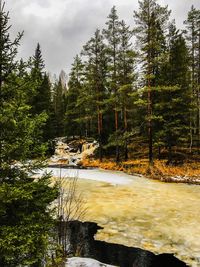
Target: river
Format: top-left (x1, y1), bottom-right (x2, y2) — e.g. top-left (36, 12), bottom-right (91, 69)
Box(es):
top-left (45, 167), bottom-right (200, 266)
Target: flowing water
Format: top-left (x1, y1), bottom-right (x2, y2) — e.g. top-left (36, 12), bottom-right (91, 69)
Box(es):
top-left (47, 167), bottom-right (200, 266)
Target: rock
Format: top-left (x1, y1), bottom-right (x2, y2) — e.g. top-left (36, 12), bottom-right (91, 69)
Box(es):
top-left (65, 257), bottom-right (116, 267)
top-left (60, 220), bottom-right (188, 267)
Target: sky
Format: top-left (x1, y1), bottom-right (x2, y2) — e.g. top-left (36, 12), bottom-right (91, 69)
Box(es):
top-left (6, 0), bottom-right (200, 76)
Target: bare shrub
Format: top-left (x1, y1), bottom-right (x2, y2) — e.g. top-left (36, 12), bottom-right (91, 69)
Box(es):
top-left (55, 168), bottom-right (87, 254)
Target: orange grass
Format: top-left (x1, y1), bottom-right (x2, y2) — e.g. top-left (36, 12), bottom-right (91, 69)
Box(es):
top-left (81, 159), bottom-right (122, 171)
top-left (81, 158), bottom-right (200, 183)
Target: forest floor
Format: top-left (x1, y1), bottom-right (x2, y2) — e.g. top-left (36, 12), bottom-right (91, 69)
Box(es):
top-left (81, 158), bottom-right (200, 185)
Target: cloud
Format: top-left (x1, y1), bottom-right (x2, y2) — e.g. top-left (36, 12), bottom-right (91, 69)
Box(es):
top-left (6, 0), bottom-right (200, 75)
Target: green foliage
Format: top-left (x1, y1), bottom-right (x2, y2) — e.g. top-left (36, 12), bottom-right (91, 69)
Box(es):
top-left (0, 3), bottom-right (58, 266)
top-left (65, 55), bottom-right (85, 137)
top-left (0, 175), bottom-right (58, 267)
top-left (63, 3), bottom-right (196, 162)
top-left (184, 5), bottom-right (200, 149)
top-left (52, 77), bottom-right (67, 137)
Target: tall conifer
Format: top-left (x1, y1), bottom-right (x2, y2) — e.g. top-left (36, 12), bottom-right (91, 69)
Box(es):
top-left (0, 3), bottom-right (58, 265)
top-left (133, 0), bottom-right (170, 164)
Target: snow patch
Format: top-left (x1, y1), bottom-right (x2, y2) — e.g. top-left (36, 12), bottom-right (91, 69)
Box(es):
top-left (44, 167), bottom-right (132, 185)
top-left (65, 257), bottom-right (116, 267)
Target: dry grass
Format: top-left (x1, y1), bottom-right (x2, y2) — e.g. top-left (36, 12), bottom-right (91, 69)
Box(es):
top-left (81, 158), bottom-right (200, 184)
top-left (81, 159), bottom-right (123, 171)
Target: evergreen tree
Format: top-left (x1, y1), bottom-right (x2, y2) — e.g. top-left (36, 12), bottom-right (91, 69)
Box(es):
top-left (118, 20), bottom-right (136, 160)
top-left (66, 55), bottom-right (85, 137)
top-left (184, 6), bottom-right (200, 151)
top-left (41, 73), bottom-right (56, 143)
top-left (82, 29), bottom-right (107, 160)
top-left (30, 43), bottom-right (46, 115)
top-left (133, 0), bottom-right (171, 164)
top-left (103, 6), bottom-right (121, 162)
top-left (154, 24), bottom-right (191, 162)
top-left (0, 3), bottom-right (58, 266)
top-left (52, 77), bottom-right (66, 137)
top-left (29, 44), bottom-right (54, 147)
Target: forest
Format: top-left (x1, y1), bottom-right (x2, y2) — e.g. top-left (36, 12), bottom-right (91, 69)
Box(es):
top-left (47, 3), bottom-right (200, 165)
top-left (0, 0), bottom-right (200, 266)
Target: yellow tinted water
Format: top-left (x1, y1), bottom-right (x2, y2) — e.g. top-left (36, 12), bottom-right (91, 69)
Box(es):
top-left (74, 172), bottom-right (200, 266)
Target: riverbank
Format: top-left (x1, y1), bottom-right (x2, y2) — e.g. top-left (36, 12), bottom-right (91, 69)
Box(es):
top-left (81, 158), bottom-right (200, 185)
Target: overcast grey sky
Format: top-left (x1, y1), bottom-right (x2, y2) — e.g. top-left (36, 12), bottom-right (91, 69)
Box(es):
top-left (7, 0), bottom-right (200, 76)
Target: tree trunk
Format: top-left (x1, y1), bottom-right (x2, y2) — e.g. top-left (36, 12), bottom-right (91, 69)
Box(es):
top-left (124, 107), bottom-right (128, 161)
top-left (189, 117), bottom-right (193, 153)
top-left (98, 109), bottom-right (103, 162)
top-left (115, 108), bottom-right (120, 162)
top-left (158, 146), bottom-right (161, 160)
top-left (0, 1), bottom-right (2, 169)
top-left (167, 143), bottom-right (172, 165)
top-left (147, 3), bottom-right (153, 166)
top-left (198, 28), bottom-right (200, 153)
top-left (147, 66), bottom-right (153, 165)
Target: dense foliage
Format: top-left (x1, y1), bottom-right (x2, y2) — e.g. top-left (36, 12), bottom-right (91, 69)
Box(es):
top-left (10, 1), bottom-right (196, 165)
top-left (61, 1), bottom-right (199, 163)
top-left (0, 3), bottom-right (58, 266)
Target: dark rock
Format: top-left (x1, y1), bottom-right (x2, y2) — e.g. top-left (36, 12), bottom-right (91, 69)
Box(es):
top-left (62, 221), bottom-right (188, 267)
top-left (152, 253), bottom-right (188, 267)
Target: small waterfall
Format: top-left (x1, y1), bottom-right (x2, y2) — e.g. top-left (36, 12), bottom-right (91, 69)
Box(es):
top-left (50, 138), bottom-right (98, 166)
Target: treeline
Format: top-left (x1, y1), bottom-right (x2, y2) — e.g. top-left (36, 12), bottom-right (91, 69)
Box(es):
top-left (9, 1), bottom-right (199, 165)
top-left (55, 1), bottom-right (199, 164)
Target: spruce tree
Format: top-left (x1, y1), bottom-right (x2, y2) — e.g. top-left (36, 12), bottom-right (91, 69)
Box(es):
top-left (52, 77), bottom-right (66, 137)
top-left (30, 43), bottom-right (46, 115)
top-left (66, 55), bottom-right (85, 138)
top-left (29, 44), bottom-right (54, 147)
top-left (0, 3), bottom-right (58, 266)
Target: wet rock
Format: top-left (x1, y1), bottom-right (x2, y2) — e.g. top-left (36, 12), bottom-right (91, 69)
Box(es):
top-left (62, 220), bottom-right (188, 267)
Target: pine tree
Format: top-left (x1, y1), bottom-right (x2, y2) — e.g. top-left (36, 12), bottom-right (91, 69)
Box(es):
top-left (118, 20), bottom-right (136, 160)
top-left (0, 3), bottom-right (58, 266)
top-left (82, 29), bottom-right (107, 160)
top-left (133, 0), bottom-right (170, 164)
top-left (184, 6), bottom-right (200, 152)
top-left (103, 6), bottom-right (121, 162)
top-left (154, 23), bottom-right (191, 163)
